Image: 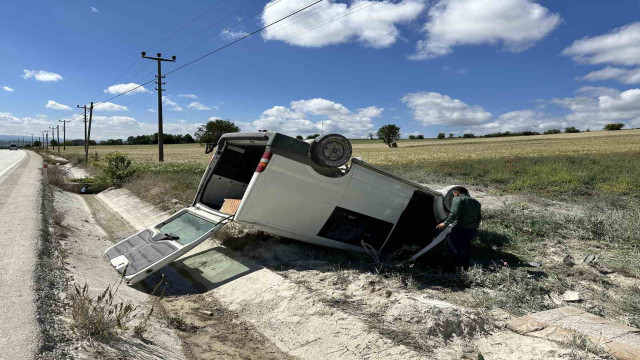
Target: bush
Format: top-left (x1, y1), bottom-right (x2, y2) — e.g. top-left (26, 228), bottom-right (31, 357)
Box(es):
top-left (306, 134), bottom-right (320, 140)
top-left (417, 134), bottom-right (424, 139)
top-left (604, 123), bottom-right (625, 131)
top-left (295, 135), bottom-right (303, 140)
top-left (408, 135), bottom-right (417, 139)
top-left (463, 133), bottom-right (475, 138)
top-left (544, 129), bottom-right (561, 135)
top-left (437, 133), bottom-right (445, 139)
top-left (565, 127), bottom-right (580, 133)
top-left (99, 152), bottom-right (134, 187)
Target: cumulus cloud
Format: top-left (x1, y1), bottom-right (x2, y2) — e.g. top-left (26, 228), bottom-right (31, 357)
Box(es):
top-left (104, 83), bottom-right (150, 95)
top-left (580, 66), bottom-right (640, 84)
top-left (45, 100), bottom-right (72, 111)
top-left (262, 0), bottom-right (424, 48)
top-left (412, 0), bottom-right (560, 60)
top-left (220, 28), bottom-right (249, 40)
top-left (246, 98), bottom-right (381, 137)
top-left (402, 91), bottom-right (491, 126)
top-left (467, 110), bottom-right (566, 134)
top-left (0, 113), bottom-right (49, 135)
top-left (551, 87), bottom-right (640, 129)
top-left (178, 94), bottom-right (198, 99)
top-left (22, 70), bottom-right (63, 82)
top-left (187, 102), bottom-right (214, 111)
top-left (3, 86), bottom-right (14, 92)
top-left (162, 96), bottom-right (183, 111)
top-left (563, 22), bottom-right (640, 66)
top-left (93, 102), bottom-right (128, 111)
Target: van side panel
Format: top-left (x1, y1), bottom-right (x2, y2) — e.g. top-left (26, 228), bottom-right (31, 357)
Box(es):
top-left (239, 154), bottom-right (352, 237)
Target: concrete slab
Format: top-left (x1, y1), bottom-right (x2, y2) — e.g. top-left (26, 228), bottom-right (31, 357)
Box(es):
top-left (507, 306), bottom-right (640, 360)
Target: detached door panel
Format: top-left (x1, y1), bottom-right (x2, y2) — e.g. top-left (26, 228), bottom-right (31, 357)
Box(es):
top-left (105, 207), bottom-right (228, 284)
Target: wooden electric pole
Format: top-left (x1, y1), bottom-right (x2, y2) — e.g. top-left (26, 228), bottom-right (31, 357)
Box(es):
top-left (59, 119), bottom-right (70, 150)
top-left (77, 105), bottom-right (88, 161)
top-left (44, 130), bottom-right (49, 150)
top-left (56, 125), bottom-right (60, 155)
top-left (85, 102), bottom-right (94, 162)
top-left (49, 127), bottom-right (57, 150)
top-left (142, 51), bottom-right (176, 162)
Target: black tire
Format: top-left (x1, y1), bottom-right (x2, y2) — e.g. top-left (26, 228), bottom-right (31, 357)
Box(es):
top-left (310, 133), bottom-right (352, 168)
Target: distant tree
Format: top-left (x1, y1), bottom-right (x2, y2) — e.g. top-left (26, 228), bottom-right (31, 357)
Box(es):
top-left (604, 123), bottom-right (625, 131)
top-left (544, 129), bottom-right (561, 135)
top-left (449, 133), bottom-right (454, 138)
top-left (306, 134), bottom-right (320, 140)
top-left (50, 139), bottom-right (59, 146)
top-left (586, 128), bottom-right (591, 132)
top-left (377, 124), bottom-right (401, 147)
top-left (295, 135), bottom-right (303, 140)
top-left (408, 135), bottom-right (417, 139)
top-left (101, 139), bottom-right (124, 145)
top-left (89, 140), bottom-right (97, 146)
top-left (367, 132), bottom-right (375, 140)
top-left (463, 133), bottom-right (475, 138)
top-left (564, 127), bottom-right (580, 133)
top-left (417, 134), bottom-right (424, 139)
top-left (183, 134), bottom-right (196, 143)
top-left (33, 140), bottom-right (42, 147)
top-left (437, 133), bottom-right (445, 139)
top-left (195, 119), bottom-right (240, 145)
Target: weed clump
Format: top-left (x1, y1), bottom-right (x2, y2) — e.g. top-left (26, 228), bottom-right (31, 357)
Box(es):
top-left (67, 283), bottom-right (135, 339)
top-left (97, 152), bottom-right (135, 187)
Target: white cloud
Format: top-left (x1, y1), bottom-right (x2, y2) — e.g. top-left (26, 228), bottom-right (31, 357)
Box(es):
top-left (187, 102), bottom-right (213, 111)
top-left (563, 22), bottom-right (640, 66)
top-left (551, 87), bottom-right (640, 129)
top-left (2, 86), bottom-right (14, 92)
top-left (178, 94), bottom-right (198, 99)
top-left (22, 70), bottom-right (63, 82)
top-left (220, 28), bottom-right (249, 40)
top-left (147, 108), bottom-right (156, 113)
top-left (262, 0), bottom-right (425, 48)
top-left (247, 98), bottom-right (381, 137)
top-left (93, 102), bottom-right (128, 111)
top-left (402, 91), bottom-right (491, 126)
top-left (580, 66), bottom-right (640, 84)
top-left (412, 0), bottom-right (560, 60)
top-left (104, 83), bottom-right (150, 95)
top-left (45, 100), bottom-right (72, 111)
top-left (162, 96), bottom-right (184, 111)
top-left (0, 113), bottom-right (50, 135)
top-left (90, 6), bottom-right (98, 12)
top-left (92, 116), bottom-right (138, 126)
top-left (467, 110), bottom-right (566, 134)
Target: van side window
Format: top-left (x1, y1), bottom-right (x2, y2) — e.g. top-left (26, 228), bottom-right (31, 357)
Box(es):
top-left (318, 207), bottom-right (393, 249)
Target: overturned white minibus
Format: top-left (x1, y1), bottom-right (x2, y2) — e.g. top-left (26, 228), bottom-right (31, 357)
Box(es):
top-left (105, 132), bottom-right (459, 284)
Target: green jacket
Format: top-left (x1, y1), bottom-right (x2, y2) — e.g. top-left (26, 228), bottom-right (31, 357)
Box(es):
top-left (444, 194), bottom-right (482, 229)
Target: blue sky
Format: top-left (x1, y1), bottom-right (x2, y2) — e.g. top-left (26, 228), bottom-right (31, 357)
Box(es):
top-left (1, 0), bottom-right (640, 140)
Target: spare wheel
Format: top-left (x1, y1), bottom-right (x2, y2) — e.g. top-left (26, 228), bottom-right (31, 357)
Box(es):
top-left (310, 133), bottom-right (352, 168)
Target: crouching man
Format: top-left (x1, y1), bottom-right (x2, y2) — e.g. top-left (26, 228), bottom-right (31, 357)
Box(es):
top-left (436, 186), bottom-right (482, 270)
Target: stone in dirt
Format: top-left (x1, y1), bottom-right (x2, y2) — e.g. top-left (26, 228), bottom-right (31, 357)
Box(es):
top-left (561, 291), bottom-right (581, 302)
top-left (507, 306), bottom-right (640, 360)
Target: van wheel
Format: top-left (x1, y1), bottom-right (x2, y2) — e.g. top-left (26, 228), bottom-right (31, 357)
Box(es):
top-left (311, 134), bottom-right (352, 168)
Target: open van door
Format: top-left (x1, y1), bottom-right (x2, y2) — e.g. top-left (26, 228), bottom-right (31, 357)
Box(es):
top-left (105, 206), bottom-right (231, 285)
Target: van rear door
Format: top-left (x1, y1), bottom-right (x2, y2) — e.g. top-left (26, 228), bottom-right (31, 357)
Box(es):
top-left (105, 206), bottom-right (230, 284)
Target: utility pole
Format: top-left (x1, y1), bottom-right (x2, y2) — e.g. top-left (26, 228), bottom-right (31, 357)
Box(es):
top-left (45, 130), bottom-right (49, 150)
top-left (56, 125), bottom-right (60, 155)
top-left (77, 104), bottom-right (88, 161)
top-left (59, 120), bottom-right (70, 150)
top-left (31, 134), bottom-right (34, 147)
top-left (85, 102), bottom-right (94, 163)
top-left (49, 126), bottom-right (57, 150)
top-left (142, 51), bottom-right (176, 162)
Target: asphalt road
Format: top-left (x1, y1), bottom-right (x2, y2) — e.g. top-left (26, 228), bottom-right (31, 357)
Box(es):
top-left (0, 150), bottom-right (42, 359)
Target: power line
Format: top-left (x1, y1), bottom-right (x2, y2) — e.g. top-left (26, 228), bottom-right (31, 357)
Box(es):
top-left (174, 0), bottom-right (291, 56)
top-left (165, 0), bottom-right (325, 77)
top-left (148, 0), bottom-right (231, 52)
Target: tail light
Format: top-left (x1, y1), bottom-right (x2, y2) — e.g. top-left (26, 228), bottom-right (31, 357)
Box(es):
top-left (255, 151), bottom-right (273, 173)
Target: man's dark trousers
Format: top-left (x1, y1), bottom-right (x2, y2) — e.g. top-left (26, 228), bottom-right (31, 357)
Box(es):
top-left (448, 228), bottom-right (477, 270)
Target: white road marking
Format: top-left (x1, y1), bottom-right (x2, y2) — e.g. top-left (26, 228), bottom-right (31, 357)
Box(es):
top-left (0, 150), bottom-right (27, 180)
